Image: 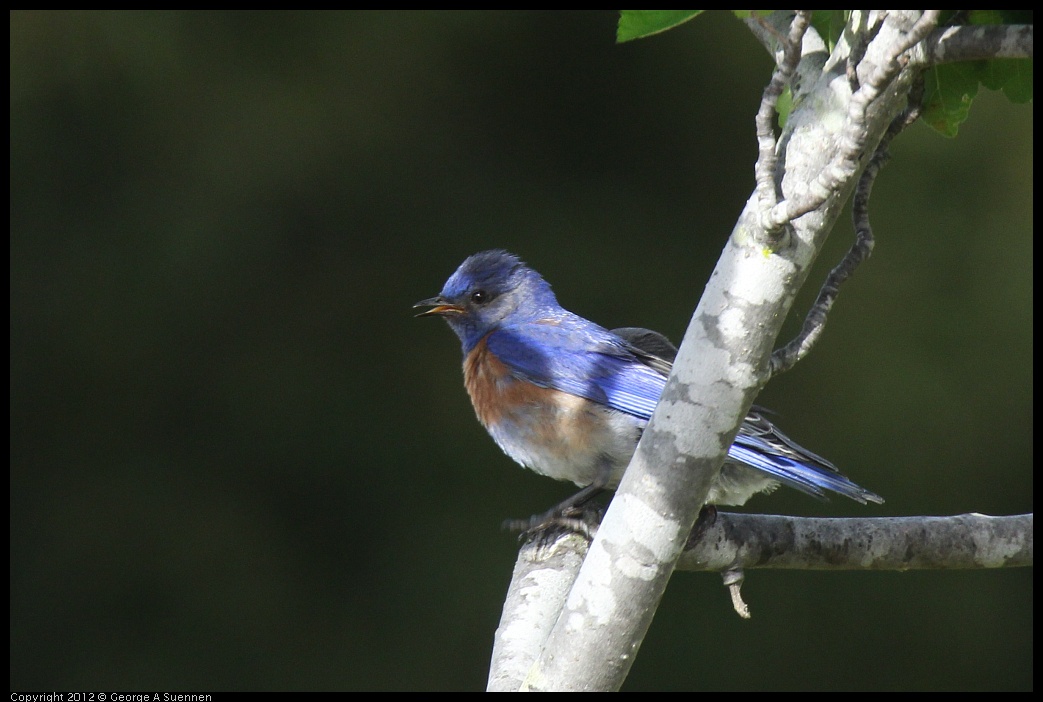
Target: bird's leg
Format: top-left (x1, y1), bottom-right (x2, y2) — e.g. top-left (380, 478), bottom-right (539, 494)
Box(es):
top-left (503, 478), bottom-right (609, 541)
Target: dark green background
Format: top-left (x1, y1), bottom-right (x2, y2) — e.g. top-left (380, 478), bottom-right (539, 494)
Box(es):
top-left (11, 11), bottom-right (1032, 691)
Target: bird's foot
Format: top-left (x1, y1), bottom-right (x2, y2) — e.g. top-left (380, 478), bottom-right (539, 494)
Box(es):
top-left (503, 503), bottom-right (605, 544)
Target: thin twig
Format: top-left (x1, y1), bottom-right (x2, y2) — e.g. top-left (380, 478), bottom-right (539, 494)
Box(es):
top-left (847, 12), bottom-right (886, 92)
top-left (754, 10), bottom-right (811, 243)
top-left (766, 11), bottom-right (941, 231)
top-left (771, 77), bottom-right (925, 375)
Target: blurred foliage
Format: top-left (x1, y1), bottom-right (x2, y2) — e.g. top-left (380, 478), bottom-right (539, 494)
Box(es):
top-left (616, 10), bottom-right (703, 43)
top-left (10, 10), bottom-right (1032, 691)
top-left (922, 11), bottom-right (1034, 136)
top-left (619, 10), bottom-right (1034, 136)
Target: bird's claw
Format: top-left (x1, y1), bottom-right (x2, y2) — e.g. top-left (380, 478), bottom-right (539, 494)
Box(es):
top-left (503, 504), bottom-right (605, 543)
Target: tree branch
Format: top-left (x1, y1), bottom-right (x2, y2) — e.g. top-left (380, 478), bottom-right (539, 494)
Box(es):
top-left (489, 512), bottom-right (1032, 688)
top-left (487, 532), bottom-right (590, 692)
top-left (769, 21), bottom-right (1033, 372)
top-left (495, 11), bottom-right (1030, 691)
top-left (770, 77), bottom-right (924, 374)
top-left (515, 12), bottom-right (935, 692)
top-left (753, 10), bottom-right (811, 242)
top-left (766, 11), bottom-right (941, 229)
top-left (679, 512), bottom-right (1033, 571)
top-left (920, 24), bottom-right (1033, 65)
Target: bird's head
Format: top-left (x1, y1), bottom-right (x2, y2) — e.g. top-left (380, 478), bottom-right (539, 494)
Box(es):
top-left (414, 250), bottom-right (558, 350)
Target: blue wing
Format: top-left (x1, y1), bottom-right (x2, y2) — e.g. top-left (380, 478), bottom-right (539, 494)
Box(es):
top-left (488, 321), bottom-right (883, 505)
top-left (730, 410), bottom-right (883, 504)
top-left (484, 317), bottom-right (666, 420)
top-left (611, 326), bottom-right (882, 504)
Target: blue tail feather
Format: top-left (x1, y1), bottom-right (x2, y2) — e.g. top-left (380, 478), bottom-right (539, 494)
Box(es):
top-left (728, 442), bottom-right (884, 504)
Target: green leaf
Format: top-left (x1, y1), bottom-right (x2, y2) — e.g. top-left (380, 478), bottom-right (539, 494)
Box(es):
top-left (967, 10), bottom-right (1033, 26)
top-left (979, 59), bottom-right (1033, 104)
top-left (616, 10), bottom-right (702, 43)
top-left (775, 86), bottom-right (793, 130)
top-left (922, 58), bottom-right (1033, 137)
top-left (922, 63), bottom-right (981, 138)
top-left (919, 10), bottom-right (1033, 137)
top-left (808, 10), bottom-right (847, 52)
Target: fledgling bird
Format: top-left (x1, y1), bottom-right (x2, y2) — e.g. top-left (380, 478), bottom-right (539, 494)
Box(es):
top-left (415, 250), bottom-right (882, 529)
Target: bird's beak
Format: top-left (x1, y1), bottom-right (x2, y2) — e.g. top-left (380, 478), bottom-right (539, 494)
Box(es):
top-left (413, 296), bottom-right (464, 318)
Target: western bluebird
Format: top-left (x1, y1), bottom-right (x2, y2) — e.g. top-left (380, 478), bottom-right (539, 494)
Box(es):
top-left (415, 250), bottom-right (882, 529)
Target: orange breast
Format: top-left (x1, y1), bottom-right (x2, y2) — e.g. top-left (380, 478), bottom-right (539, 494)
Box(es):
top-left (463, 336), bottom-right (526, 427)
top-left (461, 335), bottom-right (641, 486)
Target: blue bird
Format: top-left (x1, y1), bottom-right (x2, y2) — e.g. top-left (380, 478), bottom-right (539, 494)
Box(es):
top-left (415, 250), bottom-right (882, 529)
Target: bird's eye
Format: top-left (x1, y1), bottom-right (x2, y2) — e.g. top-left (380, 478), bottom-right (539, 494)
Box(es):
top-left (470, 290), bottom-right (488, 304)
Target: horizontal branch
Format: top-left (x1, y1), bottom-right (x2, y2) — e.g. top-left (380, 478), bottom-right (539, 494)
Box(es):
top-left (678, 512), bottom-right (1033, 571)
top-left (490, 511), bottom-right (1031, 688)
top-left (922, 24), bottom-right (1033, 65)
